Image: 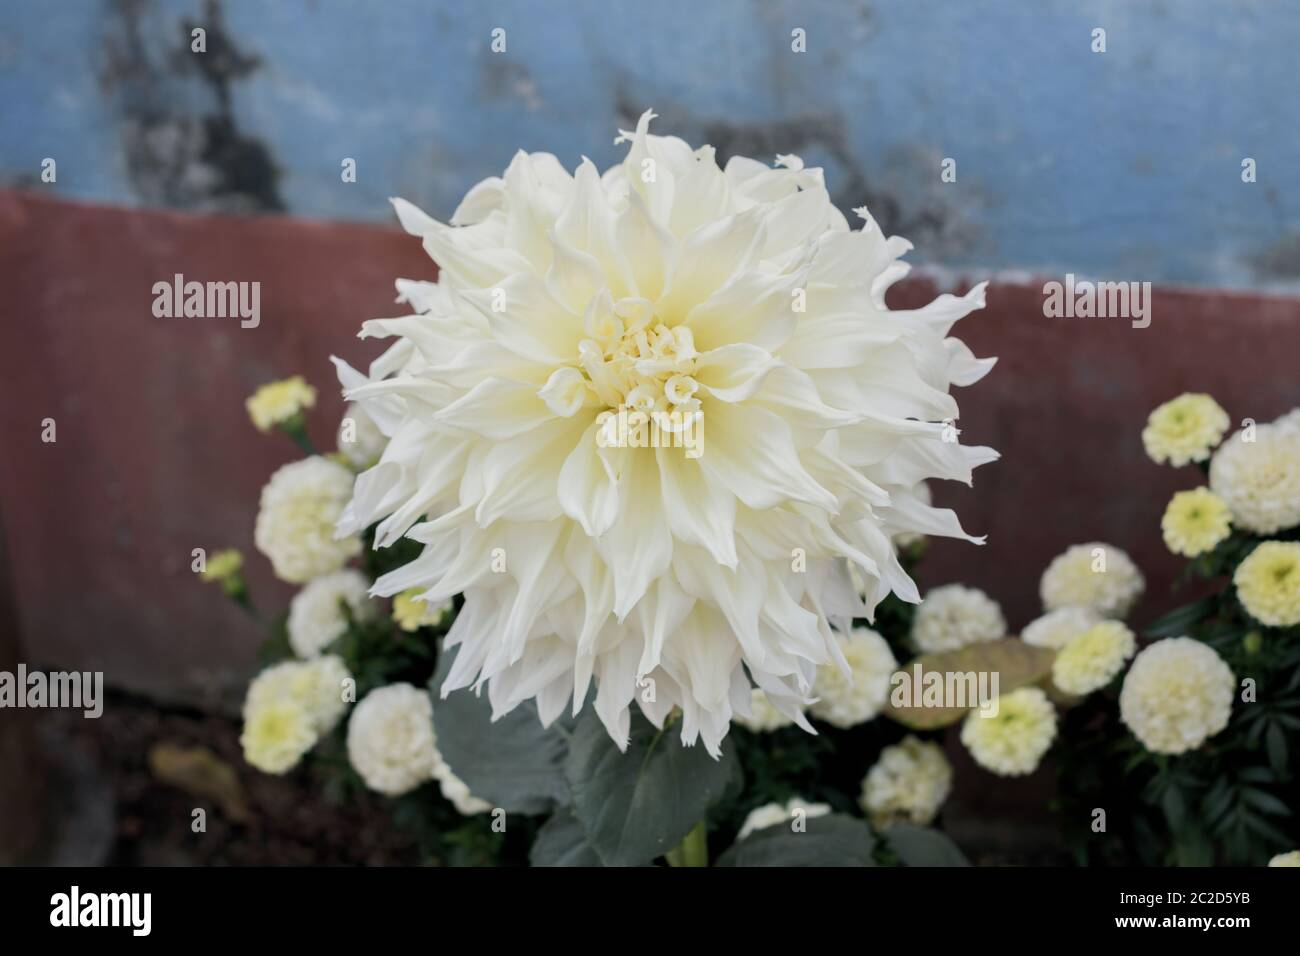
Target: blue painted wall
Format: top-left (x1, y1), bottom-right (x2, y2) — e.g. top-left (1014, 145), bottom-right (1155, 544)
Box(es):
top-left (3, 0), bottom-right (1298, 289)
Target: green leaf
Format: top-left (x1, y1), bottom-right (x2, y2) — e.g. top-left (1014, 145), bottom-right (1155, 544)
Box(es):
top-left (564, 710), bottom-right (739, 867)
top-left (1162, 785), bottom-right (1186, 834)
top-left (717, 814), bottom-right (877, 867)
top-left (429, 645), bottom-right (570, 815)
top-left (530, 810), bottom-right (604, 867)
top-left (884, 824), bottom-right (970, 866)
top-left (884, 638), bottom-right (1057, 730)
top-left (1242, 811), bottom-right (1291, 847)
top-left (1241, 788), bottom-right (1290, 817)
top-left (1146, 596), bottom-right (1218, 638)
top-left (1266, 723), bottom-right (1289, 778)
top-left (1171, 826), bottom-right (1214, 867)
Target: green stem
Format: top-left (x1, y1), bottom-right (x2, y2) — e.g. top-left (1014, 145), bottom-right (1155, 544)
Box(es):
top-left (225, 584), bottom-right (268, 630)
top-left (667, 820), bottom-right (709, 867)
top-left (280, 416), bottom-right (318, 457)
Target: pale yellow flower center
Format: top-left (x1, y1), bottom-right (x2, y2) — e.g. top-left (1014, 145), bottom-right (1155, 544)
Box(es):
top-left (578, 298), bottom-right (701, 418)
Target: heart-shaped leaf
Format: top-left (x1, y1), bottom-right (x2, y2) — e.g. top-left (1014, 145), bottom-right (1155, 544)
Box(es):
top-left (530, 810), bottom-right (604, 867)
top-left (429, 645), bottom-right (570, 815)
top-left (564, 710), bottom-right (739, 867)
top-left (883, 824), bottom-right (970, 866)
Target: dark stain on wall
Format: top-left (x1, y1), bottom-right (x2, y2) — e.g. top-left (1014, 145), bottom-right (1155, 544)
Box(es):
top-left (98, 0), bottom-right (283, 213)
top-left (1249, 233), bottom-right (1300, 280)
top-left (615, 95), bottom-right (983, 260)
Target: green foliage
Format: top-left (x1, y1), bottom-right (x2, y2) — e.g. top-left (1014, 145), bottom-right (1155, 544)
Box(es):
top-left (716, 814), bottom-right (877, 867)
top-left (428, 645), bottom-right (571, 815)
top-left (564, 710), bottom-right (741, 867)
top-left (246, 516), bottom-right (973, 867)
top-left (254, 610), bottom-right (292, 665)
top-left (1055, 514), bottom-right (1299, 866)
top-left (882, 823), bottom-right (971, 866)
top-left (529, 810), bottom-right (605, 867)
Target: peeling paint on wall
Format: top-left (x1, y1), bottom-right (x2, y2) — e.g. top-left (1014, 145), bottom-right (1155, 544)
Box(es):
top-left (2, 0), bottom-right (1298, 290)
top-left (98, 0), bottom-right (282, 212)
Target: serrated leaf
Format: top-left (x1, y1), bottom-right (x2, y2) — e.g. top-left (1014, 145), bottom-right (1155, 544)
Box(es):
top-left (717, 814), bottom-right (877, 867)
top-left (884, 824), bottom-right (970, 866)
top-left (429, 645), bottom-right (570, 815)
top-left (564, 710), bottom-right (739, 867)
top-left (884, 638), bottom-right (1057, 729)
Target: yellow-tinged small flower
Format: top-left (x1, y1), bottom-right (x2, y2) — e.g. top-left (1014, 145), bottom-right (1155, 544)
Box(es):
top-left (244, 656), bottom-right (352, 735)
top-left (1161, 487), bottom-right (1232, 557)
top-left (246, 375), bottom-right (317, 432)
top-left (810, 626), bottom-right (897, 728)
top-left (1235, 541), bottom-right (1300, 627)
top-left (1142, 393), bottom-right (1229, 467)
top-left (1052, 621), bottom-right (1136, 696)
top-left (199, 548), bottom-right (243, 583)
top-left (241, 699), bottom-right (316, 774)
top-left (1269, 850), bottom-right (1300, 867)
top-left (392, 589), bottom-right (452, 632)
top-left (960, 687), bottom-right (1057, 777)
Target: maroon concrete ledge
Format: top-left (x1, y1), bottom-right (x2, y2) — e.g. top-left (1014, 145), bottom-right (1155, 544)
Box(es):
top-left (0, 191), bottom-right (434, 706)
top-left (2, 190), bottom-right (1298, 704)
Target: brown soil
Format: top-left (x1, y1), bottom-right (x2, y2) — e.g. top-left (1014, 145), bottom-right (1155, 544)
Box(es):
top-left (48, 692), bottom-right (420, 866)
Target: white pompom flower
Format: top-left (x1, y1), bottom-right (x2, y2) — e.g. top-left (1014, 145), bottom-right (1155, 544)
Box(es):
top-left (1119, 637), bottom-right (1235, 755)
top-left (1269, 850), bottom-right (1300, 867)
top-left (737, 797), bottom-right (832, 840)
top-left (734, 687), bottom-right (796, 732)
top-left (431, 750), bottom-right (492, 816)
top-left (1020, 606), bottom-right (1101, 650)
top-left (1040, 542), bottom-right (1144, 619)
top-left (910, 583), bottom-right (1006, 653)
top-left (1209, 423), bottom-right (1300, 534)
top-left (860, 734), bottom-right (953, 827)
top-left (254, 456), bottom-right (361, 584)
top-left (287, 569), bottom-right (377, 658)
top-left (346, 683), bottom-right (438, 797)
top-left (1273, 408), bottom-right (1300, 435)
top-left (809, 626), bottom-right (897, 729)
top-left (334, 111), bottom-right (996, 756)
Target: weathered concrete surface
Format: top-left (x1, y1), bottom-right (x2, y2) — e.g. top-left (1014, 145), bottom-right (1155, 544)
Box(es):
top-left (4, 0), bottom-right (1300, 290)
top-left (2, 190), bottom-right (1299, 705)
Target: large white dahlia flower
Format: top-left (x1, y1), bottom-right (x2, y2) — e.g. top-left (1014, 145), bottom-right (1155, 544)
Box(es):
top-left (334, 111), bottom-right (996, 756)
